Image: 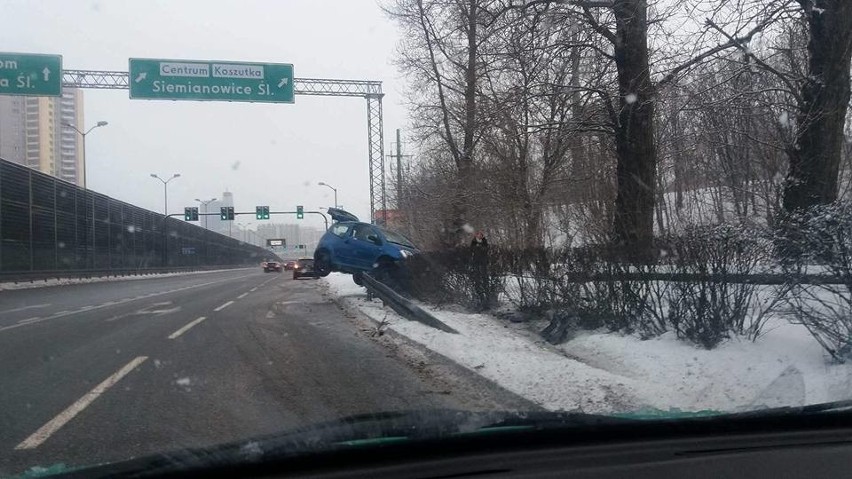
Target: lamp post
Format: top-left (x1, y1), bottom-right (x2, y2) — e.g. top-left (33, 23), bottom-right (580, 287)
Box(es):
top-left (62, 120), bottom-right (108, 189)
top-left (195, 197), bottom-right (217, 229)
top-left (237, 222), bottom-right (254, 244)
top-left (150, 173), bottom-right (181, 216)
top-left (318, 181), bottom-right (338, 208)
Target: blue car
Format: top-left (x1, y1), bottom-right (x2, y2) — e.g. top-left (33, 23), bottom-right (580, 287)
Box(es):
top-left (314, 208), bottom-right (417, 284)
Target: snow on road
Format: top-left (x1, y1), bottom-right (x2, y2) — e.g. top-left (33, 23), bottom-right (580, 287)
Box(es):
top-left (322, 272), bottom-right (852, 415)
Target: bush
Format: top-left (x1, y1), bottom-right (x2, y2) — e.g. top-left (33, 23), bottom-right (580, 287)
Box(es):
top-left (777, 203), bottom-right (852, 362)
top-left (663, 224), bottom-right (770, 348)
top-left (402, 248), bottom-right (505, 311)
top-left (400, 224), bottom-right (780, 351)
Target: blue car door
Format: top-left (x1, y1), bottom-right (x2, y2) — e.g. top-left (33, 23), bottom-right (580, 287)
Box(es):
top-left (350, 224), bottom-right (383, 270)
top-left (332, 223), bottom-right (358, 269)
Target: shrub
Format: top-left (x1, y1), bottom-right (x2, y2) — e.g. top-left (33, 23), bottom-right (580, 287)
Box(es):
top-left (777, 203), bottom-right (852, 362)
top-left (663, 224), bottom-right (770, 348)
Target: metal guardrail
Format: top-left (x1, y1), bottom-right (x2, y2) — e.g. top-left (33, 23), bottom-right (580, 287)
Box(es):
top-left (516, 271), bottom-right (850, 286)
top-left (360, 272), bottom-right (458, 334)
top-left (0, 265), bottom-right (252, 284)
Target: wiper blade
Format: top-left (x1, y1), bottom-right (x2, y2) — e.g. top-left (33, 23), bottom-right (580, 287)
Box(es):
top-left (57, 409), bottom-right (631, 478)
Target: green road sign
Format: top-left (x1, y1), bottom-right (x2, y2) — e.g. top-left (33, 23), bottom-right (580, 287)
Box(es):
top-left (129, 58), bottom-right (294, 103)
top-left (0, 52), bottom-right (62, 97)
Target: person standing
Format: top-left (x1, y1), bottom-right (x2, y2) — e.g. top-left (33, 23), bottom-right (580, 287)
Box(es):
top-left (470, 231), bottom-right (490, 310)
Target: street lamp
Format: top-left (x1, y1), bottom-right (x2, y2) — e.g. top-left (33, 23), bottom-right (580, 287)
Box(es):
top-left (150, 173), bottom-right (181, 216)
top-left (237, 222), bottom-right (254, 243)
top-left (195, 197), bottom-right (217, 229)
top-left (318, 181), bottom-right (338, 208)
top-left (62, 120), bottom-right (108, 189)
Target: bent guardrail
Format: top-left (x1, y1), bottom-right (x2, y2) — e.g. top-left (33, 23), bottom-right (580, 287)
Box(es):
top-left (360, 272), bottom-right (458, 334)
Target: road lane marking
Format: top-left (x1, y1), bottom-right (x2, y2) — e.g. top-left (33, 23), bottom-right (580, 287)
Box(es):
top-left (249, 288), bottom-right (258, 292)
top-left (213, 301), bottom-right (234, 312)
top-left (237, 292), bottom-right (248, 299)
top-left (0, 303), bottom-right (51, 315)
top-left (15, 356), bottom-right (148, 450)
top-left (0, 275), bottom-right (255, 334)
top-left (168, 317), bottom-right (207, 339)
top-left (17, 317), bottom-right (41, 324)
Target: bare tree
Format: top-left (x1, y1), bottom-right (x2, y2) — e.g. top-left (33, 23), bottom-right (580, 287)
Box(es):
top-left (782, 0), bottom-right (852, 213)
top-left (387, 0), bottom-right (509, 246)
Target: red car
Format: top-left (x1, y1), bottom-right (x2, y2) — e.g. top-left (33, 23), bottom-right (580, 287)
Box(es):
top-left (284, 260), bottom-right (297, 271)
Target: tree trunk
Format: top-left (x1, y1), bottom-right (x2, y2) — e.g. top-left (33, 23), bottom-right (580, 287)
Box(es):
top-left (611, 0), bottom-right (657, 258)
top-left (782, 0), bottom-right (852, 212)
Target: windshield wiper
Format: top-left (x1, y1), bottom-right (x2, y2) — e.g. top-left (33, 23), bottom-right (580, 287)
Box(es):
top-left (54, 410), bottom-right (630, 478)
top-left (48, 404), bottom-right (852, 478)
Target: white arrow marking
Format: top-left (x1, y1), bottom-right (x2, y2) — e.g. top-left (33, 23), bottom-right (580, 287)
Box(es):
top-left (277, 78), bottom-right (289, 88)
top-left (42, 68), bottom-right (50, 81)
top-left (135, 72), bottom-right (147, 83)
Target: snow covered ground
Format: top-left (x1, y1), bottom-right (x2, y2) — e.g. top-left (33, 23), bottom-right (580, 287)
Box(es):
top-left (321, 272), bottom-right (852, 415)
top-left (0, 267), bottom-right (254, 291)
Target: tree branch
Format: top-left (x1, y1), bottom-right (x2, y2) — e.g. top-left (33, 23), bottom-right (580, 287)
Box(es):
top-left (703, 19), bottom-right (803, 104)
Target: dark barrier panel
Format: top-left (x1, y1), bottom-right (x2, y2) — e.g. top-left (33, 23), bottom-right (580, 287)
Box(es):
top-left (0, 157), bottom-right (273, 273)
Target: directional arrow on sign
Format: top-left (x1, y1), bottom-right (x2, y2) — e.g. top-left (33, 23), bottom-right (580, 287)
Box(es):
top-left (135, 72), bottom-right (147, 83)
top-left (278, 78), bottom-right (289, 88)
top-left (0, 52), bottom-right (62, 97)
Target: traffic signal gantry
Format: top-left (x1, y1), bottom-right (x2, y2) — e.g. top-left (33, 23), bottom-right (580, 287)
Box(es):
top-left (178, 205), bottom-right (325, 229)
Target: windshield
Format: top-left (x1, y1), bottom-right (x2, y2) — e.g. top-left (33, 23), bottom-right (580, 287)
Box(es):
top-left (382, 229), bottom-right (415, 249)
top-left (2, 0), bottom-right (852, 477)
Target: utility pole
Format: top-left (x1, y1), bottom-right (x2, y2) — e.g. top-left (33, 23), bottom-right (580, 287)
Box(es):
top-left (387, 129), bottom-right (412, 209)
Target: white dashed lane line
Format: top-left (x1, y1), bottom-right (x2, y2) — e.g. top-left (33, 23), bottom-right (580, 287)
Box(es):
top-left (0, 274), bottom-right (255, 334)
top-left (249, 288), bottom-right (258, 292)
top-left (0, 303), bottom-right (51, 315)
top-left (168, 317), bottom-right (207, 340)
top-left (237, 292), bottom-right (249, 299)
top-left (213, 301), bottom-right (234, 312)
top-left (15, 356), bottom-right (148, 450)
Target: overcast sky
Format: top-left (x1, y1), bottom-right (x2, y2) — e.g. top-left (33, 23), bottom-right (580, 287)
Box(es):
top-left (1, 0), bottom-right (406, 232)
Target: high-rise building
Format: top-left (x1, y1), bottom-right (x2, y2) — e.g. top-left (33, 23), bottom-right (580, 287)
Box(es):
top-left (207, 190), bottom-right (235, 236)
top-left (0, 89), bottom-right (85, 185)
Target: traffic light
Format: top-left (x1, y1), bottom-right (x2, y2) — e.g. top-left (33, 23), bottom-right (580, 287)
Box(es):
top-left (256, 205), bottom-right (270, 220)
top-left (296, 205), bottom-right (304, 220)
top-left (220, 206), bottom-right (234, 220)
top-left (184, 207), bottom-right (199, 221)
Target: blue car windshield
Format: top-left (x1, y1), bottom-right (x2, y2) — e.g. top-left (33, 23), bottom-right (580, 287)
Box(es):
top-left (382, 229), bottom-right (415, 249)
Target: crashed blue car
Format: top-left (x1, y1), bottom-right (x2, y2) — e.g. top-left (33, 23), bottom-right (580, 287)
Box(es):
top-left (314, 208), bottom-right (418, 284)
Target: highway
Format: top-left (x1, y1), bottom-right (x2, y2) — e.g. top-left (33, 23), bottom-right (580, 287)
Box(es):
top-left (0, 268), bottom-right (530, 476)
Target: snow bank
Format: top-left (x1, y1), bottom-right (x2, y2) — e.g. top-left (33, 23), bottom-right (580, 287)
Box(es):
top-left (322, 272), bottom-right (852, 414)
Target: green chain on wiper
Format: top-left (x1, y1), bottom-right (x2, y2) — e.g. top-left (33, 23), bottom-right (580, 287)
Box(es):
top-left (335, 436), bottom-right (410, 447)
top-left (451, 425), bottom-right (536, 436)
